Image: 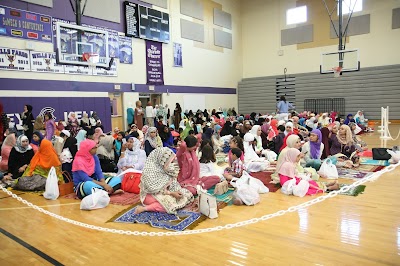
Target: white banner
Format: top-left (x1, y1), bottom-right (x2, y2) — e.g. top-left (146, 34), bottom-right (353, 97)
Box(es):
top-left (30, 52), bottom-right (64, 74)
top-left (63, 62), bottom-right (92, 75)
top-left (0, 47), bottom-right (30, 71)
top-left (92, 59), bottom-right (118, 77)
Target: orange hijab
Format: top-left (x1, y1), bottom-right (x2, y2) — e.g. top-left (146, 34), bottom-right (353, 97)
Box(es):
top-left (28, 139), bottom-right (61, 175)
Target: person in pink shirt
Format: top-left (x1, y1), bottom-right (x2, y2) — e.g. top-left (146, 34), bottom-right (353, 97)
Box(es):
top-left (176, 135), bottom-right (220, 195)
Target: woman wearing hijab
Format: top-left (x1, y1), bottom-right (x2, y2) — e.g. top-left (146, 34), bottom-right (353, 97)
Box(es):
top-left (8, 135), bottom-right (34, 179)
top-left (177, 136), bottom-right (220, 196)
top-left (0, 133), bottom-right (17, 171)
top-left (344, 114), bottom-right (355, 125)
top-left (75, 129), bottom-right (87, 150)
top-left (249, 125), bottom-right (264, 155)
top-left (320, 124), bottom-right (334, 159)
top-left (159, 125), bottom-right (176, 153)
top-left (330, 125), bottom-right (357, 168)
top-left (30, 131), bottom-right (44, 154)
top-left (96, 135), bottom-right (117, 173)
top-left (301, 129), bottom-right (324, 170)
top-left (67, 112), bottom-right (80, 138)
top-left (73, 139), bottom-right (122, 199)
top-left (277, 148), bottom-right (336, 196)
top-left (117, 137), bottom-right (146, 173)
top-left (135, 147), bottom-right (194, 214)
top-left (22, 139), bottom-right (63, 181)
top-left (80, 113), bottom-right (93, 137)
top-left (144, 127), bottom-right (163, 156)
top-left (33, 115), bottom-right (45, 132)
top-left (173, 103), bottom-right (182, 129)
top-left (271, 134), bottom-right (302, 184)
top-left (93, 127), bottom-right (104, 144)
top-left (219, 121), bottom-right (232, 137)
top-left (243, 133), bottom-right (270, 173)
top-left (21, 105), bottom-right (34, 142)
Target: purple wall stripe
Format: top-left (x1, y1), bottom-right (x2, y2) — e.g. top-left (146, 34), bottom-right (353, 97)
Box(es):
top-left (0, 78), bottom-right (237, 94)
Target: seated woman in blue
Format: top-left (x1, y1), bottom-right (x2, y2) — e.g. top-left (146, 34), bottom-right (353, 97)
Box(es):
top-left (158, 125), bottom-right (176, 153)
top-left (72, 139), bottom-right (122, 199)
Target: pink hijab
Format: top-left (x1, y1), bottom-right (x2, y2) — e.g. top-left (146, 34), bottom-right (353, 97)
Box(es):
top-left (72, 139), bottom-right (96, 176)
top-left (277, 148), bottom-right (300, 178)
top-left (93, 127), bottom-right (104, 143)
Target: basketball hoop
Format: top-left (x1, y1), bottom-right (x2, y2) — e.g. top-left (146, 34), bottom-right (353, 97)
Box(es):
top-left (82, 52), bottom-right (99, 70)
top-left (332, 66), bottom-right (342, 78)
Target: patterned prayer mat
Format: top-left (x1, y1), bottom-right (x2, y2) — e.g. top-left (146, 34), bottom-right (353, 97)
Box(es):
top-left (337, 168), bottom-right (373, 180)
top-left (359, 158), bottom-right (390, 166)
top-left (249, 171), bottom-right (280, 192)
top-left (111, 206), bottom-right (203, 231)
top-left (338, 183), bottom-right (366, 196)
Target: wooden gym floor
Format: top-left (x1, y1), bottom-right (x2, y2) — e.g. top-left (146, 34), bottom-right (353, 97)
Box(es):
top-left (1, 125), bottom-right (400, 265)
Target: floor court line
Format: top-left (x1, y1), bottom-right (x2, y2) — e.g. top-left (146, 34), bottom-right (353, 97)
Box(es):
top-left (0, 227), bottom-right (64, 265)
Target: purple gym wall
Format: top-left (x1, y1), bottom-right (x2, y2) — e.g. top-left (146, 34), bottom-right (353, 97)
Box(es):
top-left (2, 97), bottom-right (112, 132)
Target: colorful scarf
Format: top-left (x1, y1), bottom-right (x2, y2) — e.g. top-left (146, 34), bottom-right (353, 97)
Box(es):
top-left (310, 129), bottom-right (322, 159)
top-left (14, 135), bottom-right (32, 153)
top-left (277, 148), bottom-right (300, 178)
top-left (146, 127), bottom-right (162, 148)
top-left (28, 139), bottom-right (61, 175)
top-left (72, 139), bottom-right (96, 176)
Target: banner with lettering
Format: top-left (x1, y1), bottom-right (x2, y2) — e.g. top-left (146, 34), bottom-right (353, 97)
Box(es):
top-left (64, 64), bottom-right (92, 75)
top-left (30, 52), bottom-right (64, 74)
top-left (119, 36), bottom-right (133, 64)
top-left (145, 40), bottom-right (164, 85)
top-left (0, 5), bottom-right (52, 42)
top-left (0, 47), bottom-right (30, 71)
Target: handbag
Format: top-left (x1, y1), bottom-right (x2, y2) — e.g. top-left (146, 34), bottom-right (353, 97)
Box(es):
top-left (318, 158), bottom-right (339, 179)
top-left (199, 191), bottom-right (218, 219)
top-left (59, 171), bottom-right (74, 196)
top-left (213, 180), bottom-right (228, 195)
top-left (43, 167), bottom-right (60, 200)
top-left (372, 148), bottom-right (391, 160)
top-left (121, 172), bottom-right (141, 194)
top-left (15, 175), bottom-right (47, 191)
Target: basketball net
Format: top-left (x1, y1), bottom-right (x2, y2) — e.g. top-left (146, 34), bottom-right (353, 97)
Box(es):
top-left (82, 53), bottom-right (99, 70)
top-left (332, 66), bottom-right (342, 78)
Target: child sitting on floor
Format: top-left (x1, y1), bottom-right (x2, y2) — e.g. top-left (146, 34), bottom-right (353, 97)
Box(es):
top-left (223, 148), bottom-right (244, 181)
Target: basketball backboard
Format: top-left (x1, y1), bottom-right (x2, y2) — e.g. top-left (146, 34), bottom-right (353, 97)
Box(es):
top-left (320, 49), bottom-right (360, 74)
top-left (55, 22), bottom-right (112, 69)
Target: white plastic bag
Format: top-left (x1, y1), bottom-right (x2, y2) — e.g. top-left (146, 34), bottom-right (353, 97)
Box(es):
top-left (235, 184), bottom-right (260, 205)
top-left (199, 191), bottom-right (218, 219)
top-left (262, 150), bottom-right (277, 162)
top-left (80, 188), bottom-right (110, 211)
top-left (292, 179), bottom-right (310, 197)
top-left (43, 167), bottom-right (60, 200)
top-left (281, 178), bottom-right (296, 195)
top-left (318, 158), bottom-right (338, 179)
top-left (60, 148), bottom-right (73, 163)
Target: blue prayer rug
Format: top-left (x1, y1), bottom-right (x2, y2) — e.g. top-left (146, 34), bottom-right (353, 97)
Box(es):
top-left (113, 207), bottom-right (203, 231)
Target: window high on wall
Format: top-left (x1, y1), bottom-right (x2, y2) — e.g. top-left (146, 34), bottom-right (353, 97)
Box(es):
top-left (339, 0), bottom-right (363, 15)
top-left (286, 6), bottom-right (307, 25)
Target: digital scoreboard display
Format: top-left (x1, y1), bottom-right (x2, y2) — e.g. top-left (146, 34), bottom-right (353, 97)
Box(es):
top-left (124, 1), bottom-right (170, 43)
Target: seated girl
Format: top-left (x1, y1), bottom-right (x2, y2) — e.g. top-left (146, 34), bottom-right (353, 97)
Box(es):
top-left (22, 139), bottom-right (63, 182)
top-left (159, 125), bottom-right (176, 153)
top-left (144, 126), bottom-right (163, 156)
top-left (117, 137), bottom-right (146, 173)
top-left (243, 133), bottom-right (270, 172)
top-left (301, 129), bottom-right (324, 170)
top-left (135, 147), bottom-right (193, 214)
top-left (200, 144), bottom-right (224, 180)
top-left (177, 135), bottom-right (220, 195)
top-left (72, 139), bottom-right (122, 199)
top-left (330, 125), bottom-right (357, 168)
top-left (7, 135), bottom-right (34, 179)
top-left (30, 131), bottom-right (43, 154)
top-left (96, 135), bottom-right (117, 173)
top-left (0, 133), bottom-right (16, 171)
top-left (278, 148), bottom-right (338, 196)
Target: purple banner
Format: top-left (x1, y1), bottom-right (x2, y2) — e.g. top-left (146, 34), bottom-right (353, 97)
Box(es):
top-left (0, 5), bottom-right (52, 42)
top-left (119, 36), bottom-right (133, 64)
top-left (1, 97), bottom-right (112, 133)
top-left (146, 40), bottom-right (164, 85)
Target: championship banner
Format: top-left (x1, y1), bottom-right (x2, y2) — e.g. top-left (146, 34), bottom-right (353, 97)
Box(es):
top-left (119, 36), bottom-right (133, 64)
top-left (173, 42), bottom-right (182, 67)
top-left (30, 52), bottom-right (64, 74)
top-left (0, 47), bottom-right (30, 71)
top-left (0, 5), bottom-right (52, 42)
top-left (93, 59), bottom-right (118, 77)
top-left (145, 40), bottom-right (164, 85)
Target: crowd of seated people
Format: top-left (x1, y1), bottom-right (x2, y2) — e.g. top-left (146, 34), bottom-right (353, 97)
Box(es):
top-left (0, 102), bottom-right (377, 213)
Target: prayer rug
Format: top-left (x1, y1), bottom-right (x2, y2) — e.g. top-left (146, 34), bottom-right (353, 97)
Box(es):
top-left (359, 158), bottom-right (390, 166)
top-left (112, 206), bottom-right (202, 231)
top-left (338, 183), bottom-right (366, 196)
top-left (249, 171), bottom-right (280, 192)
top-left (207, 187), bottom-right (235, 205)
top-left (337, 168), bottom-right (372, 180)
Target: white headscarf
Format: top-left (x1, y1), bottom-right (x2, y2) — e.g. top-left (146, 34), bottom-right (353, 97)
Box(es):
top-left (243, 133), bottom-right (261, 162)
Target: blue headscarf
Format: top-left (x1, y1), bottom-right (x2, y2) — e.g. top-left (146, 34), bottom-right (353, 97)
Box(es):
top-left (31, 131), bottom-right (44, 146)
top-left (344, 114), bottom-right (355, 125)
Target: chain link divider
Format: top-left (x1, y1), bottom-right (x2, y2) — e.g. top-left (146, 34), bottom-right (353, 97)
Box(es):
top-left (1, 162), bottom-right (398, 237)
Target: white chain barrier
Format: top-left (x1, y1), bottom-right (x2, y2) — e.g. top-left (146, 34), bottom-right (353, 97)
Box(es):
top-left (1, 162), bottom-right (398, 237)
